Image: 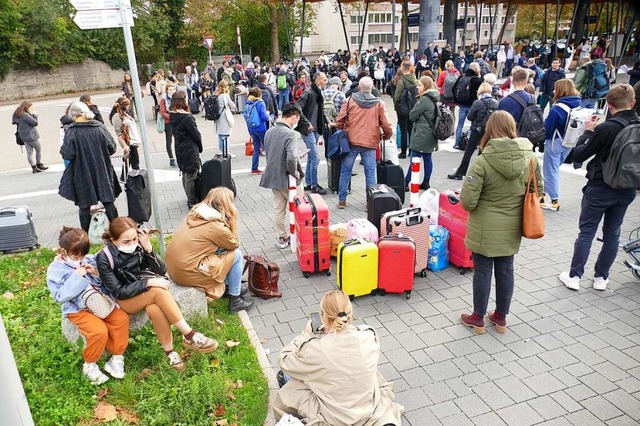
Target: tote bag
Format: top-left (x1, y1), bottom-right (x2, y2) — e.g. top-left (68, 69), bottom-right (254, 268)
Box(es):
top-left (522, 158), bottom-right (545, 239)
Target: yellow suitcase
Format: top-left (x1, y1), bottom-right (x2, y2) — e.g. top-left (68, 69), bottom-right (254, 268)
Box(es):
top-left (336, 238), bottom-right (378, 298)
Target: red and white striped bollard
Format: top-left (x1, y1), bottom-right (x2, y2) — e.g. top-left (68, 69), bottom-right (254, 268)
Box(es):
top-left (409, 157), bottom-right (421, 207)
top-left (288, 175), bottom-right (297, 253)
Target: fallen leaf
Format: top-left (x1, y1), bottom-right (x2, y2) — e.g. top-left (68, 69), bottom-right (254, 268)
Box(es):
top-left (118, 408), bottom-right (140, 424)
top-left (96, 387), bottom-right (109, 400)
top-left (225, 340), bottom-right (240, 348)
top-left (227, 391), bottom-right (236, 401)
top-left (215, 419), bottom-right (228, 426)
top-left (137, 368), bottom-right (153, 379)
top-left (179, 350), bottom-right (192, 360)
top-left (94, 401), bottom-right (118, 422)
top-left (215, 325), bottom-right (222, 332)
top-left (234, 379), bottom-right (243, 389)
top-left (210, 358), bottom-right (220, 368)
top-left (214, 403), bottom-right (227, 417)
top-left (215, 319), bottom-right (225, 325)
top-left (1, 291), bottom-right (14, 299)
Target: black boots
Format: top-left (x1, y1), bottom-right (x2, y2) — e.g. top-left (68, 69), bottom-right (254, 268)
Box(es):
top-left (36, 163), bottom-right (48, 170)
top-left (228, 295), bottom-right (254, 314)
top-left (32, 166), bottom-right (42, 174)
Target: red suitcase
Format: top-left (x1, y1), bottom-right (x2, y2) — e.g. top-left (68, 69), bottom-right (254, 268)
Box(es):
top-left (438, 189), bottom-right (474, 272)
top-left (380, 207), bottom-right (430, 277)
top-left (378, 234), bottom-right (415, 299)
top-left (294, 194), bottom-right (331, 278)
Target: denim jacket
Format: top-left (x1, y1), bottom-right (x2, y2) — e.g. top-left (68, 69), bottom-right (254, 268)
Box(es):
top-left (46, 254), bottom-right (109, 317)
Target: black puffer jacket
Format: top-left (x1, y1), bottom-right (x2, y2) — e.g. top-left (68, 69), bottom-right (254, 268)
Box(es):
top-left (467, 95), bottom-right (499, 134)
top-left (96, 243), bottom-right (167, 300)
top-left (170, 111), bottom-right (202, 173)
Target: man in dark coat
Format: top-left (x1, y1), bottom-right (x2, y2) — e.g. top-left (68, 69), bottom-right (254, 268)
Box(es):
top-left (59, 101), bottom-right (121, 232)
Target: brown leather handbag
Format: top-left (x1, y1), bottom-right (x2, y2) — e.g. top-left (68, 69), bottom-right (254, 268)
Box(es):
top-left (522, 158), bottom-right (545, 239)
top-left (243, 255), bottom-right (282, 299)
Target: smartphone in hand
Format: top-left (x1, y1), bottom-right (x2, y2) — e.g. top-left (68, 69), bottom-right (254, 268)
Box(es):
top-left (310, 312), bottom-right (323, 334)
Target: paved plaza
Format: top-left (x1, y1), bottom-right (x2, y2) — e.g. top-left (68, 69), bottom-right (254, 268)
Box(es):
top-left (2, 92), bottom-right (640, 425)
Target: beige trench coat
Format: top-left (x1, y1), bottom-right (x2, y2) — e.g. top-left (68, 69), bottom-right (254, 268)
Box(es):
top-left (165, 203), bottom-right (239, 299)
top-left (273, 324), bottom-right (404, 426)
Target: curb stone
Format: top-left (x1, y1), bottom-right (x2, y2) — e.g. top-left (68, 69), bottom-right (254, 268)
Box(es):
top-left (238, 310), bottom-right (278, 426)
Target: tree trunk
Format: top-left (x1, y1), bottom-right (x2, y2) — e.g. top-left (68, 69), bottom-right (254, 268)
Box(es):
top-left (270, 2), bottom-right (280, 62)
top-left (496, 4), bottom-right (518, 45)
top-left (418, 0), bottom-right (439, 55)
top-left (399, 0), bottom-right (409, 52)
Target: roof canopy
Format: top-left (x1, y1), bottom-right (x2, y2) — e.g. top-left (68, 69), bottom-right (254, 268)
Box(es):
top-left (282, 0), bottom-right (609, 6)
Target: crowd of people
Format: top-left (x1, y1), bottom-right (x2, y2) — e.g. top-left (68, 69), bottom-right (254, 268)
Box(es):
top-left (20, 34), bottom-right (637, 425)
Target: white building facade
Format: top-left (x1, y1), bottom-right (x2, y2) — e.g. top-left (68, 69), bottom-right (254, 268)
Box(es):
top-left (300, 1), bottom-right (517, 54)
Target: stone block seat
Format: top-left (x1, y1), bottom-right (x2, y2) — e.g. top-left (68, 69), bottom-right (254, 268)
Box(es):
top-left (62, 282), bottom-right (208, 344)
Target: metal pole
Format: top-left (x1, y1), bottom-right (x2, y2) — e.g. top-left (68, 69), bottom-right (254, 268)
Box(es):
top-left (463, 0), bottom-right (468, 50)
top-left (358, 0), bottom-right (370, 57)
top-left (544, 1), bottom-right (548, 42)
top-left (554, 0), bottom-right (561, 46)
top-left (614, 0), bottom-right (621, 67)
top-left (593, 0), bottom-right (606, 38)
top-left (617, 10), bottom-right (639, 68)
top-left (569, 0), bottom-right (580, 41)
top-left (474, 0), bottom-right (480, 49)
top-left (338, 0), bottom-right (351, 53)
top-left (118, 0), bottom-right (166, 255)
top-left (299, 0), bottom-right (306, 59)
top-left (392, 0), bottom-right (397, 52)
top-left (488, 2), bottom-right (493, 54)
top-left (281, 0), bottom-right (293, 59)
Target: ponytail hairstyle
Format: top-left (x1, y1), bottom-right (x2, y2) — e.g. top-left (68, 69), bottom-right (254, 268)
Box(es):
top-left (320, 290), bottom-right (353, 333)
top-left (58, 226), bottom-right (90, 256)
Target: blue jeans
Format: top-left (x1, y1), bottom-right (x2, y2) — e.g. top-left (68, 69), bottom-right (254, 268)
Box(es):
top-left (455, 106), bottom-right (470, 146)
top-left (339, 146), bottom-right (376, 202)
top-left (505, 59), bottom-right (514, 77)
top-left (225, 249), bottom-right (244, 296)
top-left (278, 88), bottom-right (290, 111)
top-left (385, 68), bottom-right (394, 85)
top-left (542, 138), bottom-right (573, 200)
top-left (404, 150), bottom-right (433, 185)
top-left (250, 130), bottom-right (265, 171)
top-left (302, 131), bottom-right (320, 187)
top-left (569, 185), bottom-right (636, 279)
top-left (580, 98), bottom-right (597, 108)
top-left (472, 253), bottom-right (515, 317)
top-left (218, 134), bottom-right (229, 153)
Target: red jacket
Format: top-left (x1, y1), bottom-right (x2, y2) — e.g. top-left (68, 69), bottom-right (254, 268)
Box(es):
top-left (336, 93), bottom-right (392, 149)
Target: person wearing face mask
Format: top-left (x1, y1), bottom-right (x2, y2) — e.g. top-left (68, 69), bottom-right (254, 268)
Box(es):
top-left (159, 81), bottom-right (177, 167)
top-left (96, 217), bottom-right (219, 370)
top-left (273, 290), bottom-right (404, 425)
top-left (47, 227), bottom-right (129, 385)
top-left (59, 101), bottom-right (121, 233)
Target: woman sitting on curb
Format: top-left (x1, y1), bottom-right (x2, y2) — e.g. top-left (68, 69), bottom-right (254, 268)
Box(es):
top-left (47, 227), bottom-right (129, 385)
top-left (96, 217), bottom-right (218, 370)
top-left (165, 187), bottom-right (254, 314)
top-left (273, 290), bottom-right (404, 425)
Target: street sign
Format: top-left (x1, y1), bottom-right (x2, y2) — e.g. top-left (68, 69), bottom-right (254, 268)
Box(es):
top-left (73, 8), bottom-right (134, 29)
top-left (408, 13), bottom-right (420, 27)
top-left (69, 0), bottom-right (121, 10)
top-left (203, 35), bottom-right (215, 51)
top-left (455, 18), bottom-right (465, 30)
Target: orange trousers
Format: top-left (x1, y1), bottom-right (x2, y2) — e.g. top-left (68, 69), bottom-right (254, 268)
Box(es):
top-left (67, 308), bottom-right (130, 363)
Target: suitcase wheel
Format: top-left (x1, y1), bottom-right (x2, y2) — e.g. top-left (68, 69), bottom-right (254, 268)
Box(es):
top-left (325, 270), bottom-right (331, 277)
top-left (419, 269), bottom-right (428, 278)
top-left (377, 288), bottom-right (386, 296)
top-left (460, 268), bottom-right (471, 275)
top-left (405, 290), bottom-right (411, 300)
top-left (303, 272), bottom-right (310, 278)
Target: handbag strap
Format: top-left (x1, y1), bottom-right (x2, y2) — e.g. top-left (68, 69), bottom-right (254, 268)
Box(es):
top-left (526, 157), bottom-right (538, 195)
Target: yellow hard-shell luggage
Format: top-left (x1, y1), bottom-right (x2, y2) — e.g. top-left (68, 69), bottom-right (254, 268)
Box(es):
top-left (336, 238), bottom-right (378, 298)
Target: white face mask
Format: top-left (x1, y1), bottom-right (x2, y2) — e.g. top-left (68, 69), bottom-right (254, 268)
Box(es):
top-left (64, 258), bottom-right (83, 268)
top-left (118, 243), bottom-right (138, 254)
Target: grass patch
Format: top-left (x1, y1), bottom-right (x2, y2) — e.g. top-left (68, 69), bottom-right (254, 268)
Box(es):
top-left (0, 248), bottom-right (269, 425)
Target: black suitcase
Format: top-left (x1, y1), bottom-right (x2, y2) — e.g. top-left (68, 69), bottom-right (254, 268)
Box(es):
top-left (367, 184), bottom-right (402, 236)
top-left (125, 169), bottom-right (152, 223)
top-left (376, 143), bottom-right (405, 203)
top-left (327, 156), bottom-right (351, 194)
top-left (0, 206), bottom-right (39, 253)
top-left (200, 136), bottom-right (236, 199)
top-left (188, 95), bottom-right (200, 114)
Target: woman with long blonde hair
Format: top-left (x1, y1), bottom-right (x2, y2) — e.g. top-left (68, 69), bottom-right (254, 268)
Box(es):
top-left (274, 290), bottom-right (404, 425)
top-left (213, 80), bottom-right (236, 155)
top-left (164, 187), bottom-right (253, 313)
top-left (460, 111), bottom-right (542, 335)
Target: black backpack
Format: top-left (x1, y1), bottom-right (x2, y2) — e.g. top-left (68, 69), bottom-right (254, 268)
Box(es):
top-left (509, 93), bottom-right (546, 146)
top-left (204, 95), bottom-right (223, 121)
top-left (603, 117), bottom-right (640, 189)
top-left (396, 76), bottom-right (417, 116)
top-left (453, 75), bottom-right (471, 103)
top-left (477, 98), bottom-right (498, 135)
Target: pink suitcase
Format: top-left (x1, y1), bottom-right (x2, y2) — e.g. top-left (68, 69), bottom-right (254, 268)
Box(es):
top-left (294, 194), bottom-right (331, 278)
top-left (438, 189), bottom-right (474, 272)
top-left (346, 218), bottom-right (379, 243)
top-left (378, 234), bottom-right (415, 299)
top-left (380, 207), bottom-right (430, 277)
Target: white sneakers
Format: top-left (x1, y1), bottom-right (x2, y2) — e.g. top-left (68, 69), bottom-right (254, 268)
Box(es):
top-left (83, 362), bottom-right (109, 385)
top-left (103, 355), bottom-right (125, 379)
top-left (559, 272), bottom-right (609, 291)
top-left (83, 355), bottom-right (125, 385)
top-left (167, 351), bottom-right (185, 371)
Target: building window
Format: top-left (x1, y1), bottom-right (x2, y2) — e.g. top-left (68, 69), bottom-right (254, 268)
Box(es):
top-left (350, 16), bottom-right (363, 24)
top-left (509, 16), bottom-right (515, 24)
top-left (438, 32), bottom-right (443, 40)
top-left (466, 17), bottom-right (476, 24)
top-left (484, 31), bottom-right (488, 37)
top-left (351, 36), bottom-right (361, 45)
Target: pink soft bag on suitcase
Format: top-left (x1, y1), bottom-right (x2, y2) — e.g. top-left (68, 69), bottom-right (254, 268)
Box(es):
top-left (438, 189), bottom-right (474, 272)
top-left (346, 218), bottom-right (379, 243)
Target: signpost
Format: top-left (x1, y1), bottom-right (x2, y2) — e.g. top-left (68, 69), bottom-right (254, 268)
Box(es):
top-left (72, 0), bottom-right (166, 255)
top-left (237, 26), bottom-right (243, 62)
top-left (203, 35), bottom-right (215, 63)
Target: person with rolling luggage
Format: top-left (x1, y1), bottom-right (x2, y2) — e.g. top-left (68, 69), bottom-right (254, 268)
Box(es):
top-left (243, 87), bottom-right (270, 174)
top-left (111, 97), bottom-right (141, 175)
top-left (169, 91), bottom-right (203, 209)
top-left (335, 77), bottom-right (393, 209)
top-left (59, 101), bottom-right (121, 233)
top-left (459, 111), bottom-right (542, 334)
top-left (259, 104), bottom-right (305, 249)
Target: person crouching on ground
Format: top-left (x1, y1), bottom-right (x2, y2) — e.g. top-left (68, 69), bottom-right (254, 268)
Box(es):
top-left (97, 217), bottom-right (218, 370)
top-left (259, 103), bottom-right (305, 249)
top-left (165, 187), bottom-right (254, 314)
top-left (47, 227), bottom-right (129, 385)
top-left (460, 111), bottom-right (543, 334)
top-left (273, 290), bottom-right (404, 425)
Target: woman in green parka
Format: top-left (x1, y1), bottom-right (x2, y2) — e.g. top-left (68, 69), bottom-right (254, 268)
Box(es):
top-left (404, 76), bottom-right (440, 190)
top-left (459, 111), bottom-right (543, 335)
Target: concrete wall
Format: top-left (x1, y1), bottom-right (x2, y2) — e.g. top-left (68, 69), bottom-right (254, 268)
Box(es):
top-left (0, 59), bottom-right (123, 102)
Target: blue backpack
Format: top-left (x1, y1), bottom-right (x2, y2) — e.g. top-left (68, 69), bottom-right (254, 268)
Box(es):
top-left (328, 100), bottom-right (351, 159)
top-left (586, 60), bottom-right (609, 99)
top-left (243, 102), bottom-right (262, 129)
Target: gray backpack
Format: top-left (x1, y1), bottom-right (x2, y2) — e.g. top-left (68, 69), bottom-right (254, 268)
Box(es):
top-left (603, 117), bottom-right (640, 189)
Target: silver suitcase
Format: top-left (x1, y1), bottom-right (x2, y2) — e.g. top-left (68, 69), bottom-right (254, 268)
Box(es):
top-left (0, 206), bottom-right (39, 252)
